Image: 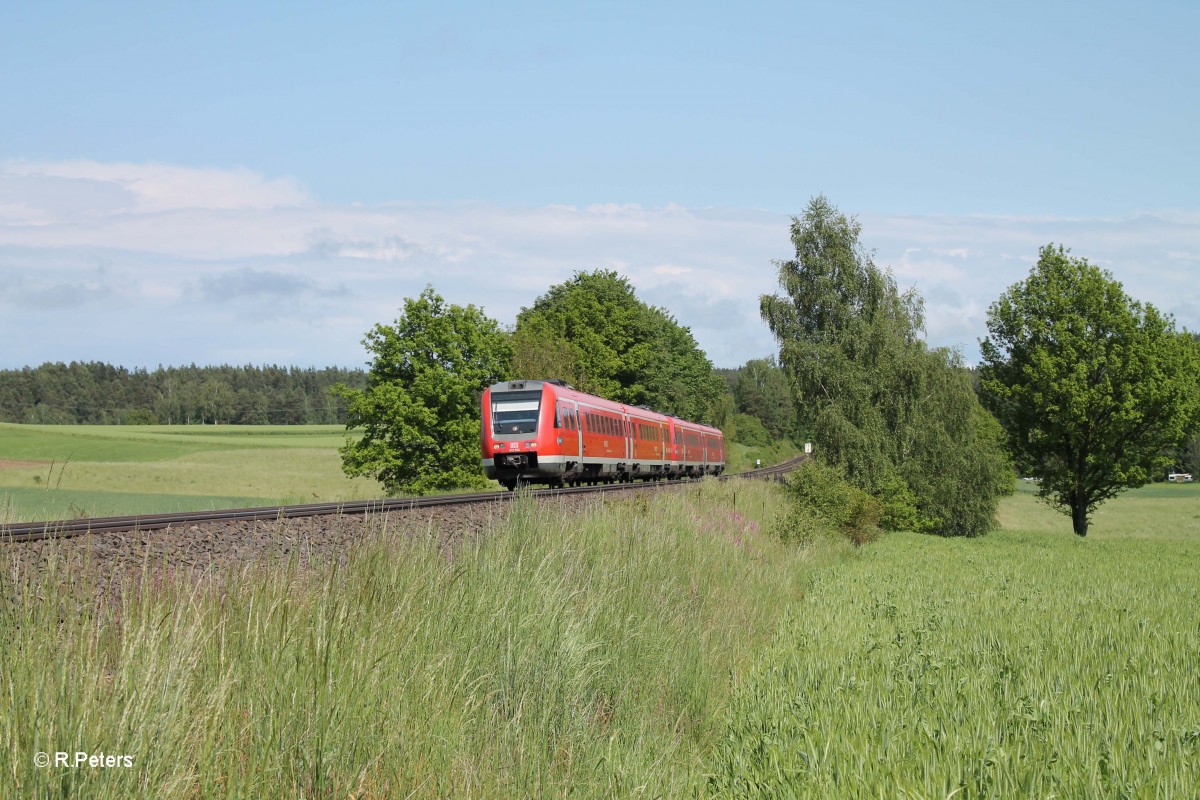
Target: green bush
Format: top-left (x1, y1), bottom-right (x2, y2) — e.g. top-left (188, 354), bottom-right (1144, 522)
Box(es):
top-left (777, 459), bottom-right (881, 545)
top-left (730, 413), bottom-right (771, 447)
top-left (875, 469), bottom-right (934, 533)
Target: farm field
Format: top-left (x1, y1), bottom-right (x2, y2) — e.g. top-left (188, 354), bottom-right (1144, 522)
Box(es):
top-left (709, 481), bottom-right (1200, 797)
top-left (0, 423), bottom-right (379, 521)
top-left (0, 423), bottom-right (802, 523)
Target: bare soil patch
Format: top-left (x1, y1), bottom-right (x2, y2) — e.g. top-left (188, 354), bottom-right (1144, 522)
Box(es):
top-left (0, 459), bottom-right (48, 470)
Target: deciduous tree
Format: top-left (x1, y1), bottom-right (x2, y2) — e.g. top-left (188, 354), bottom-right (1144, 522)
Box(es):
top-left (980, 245), bottom-right (1200, 536)
top-left (335, 286), bottom-right (512, 495)
top-left (513, 270), bottom-right (723, 422)
top-left (762, 195), bottom-right (1012, 536)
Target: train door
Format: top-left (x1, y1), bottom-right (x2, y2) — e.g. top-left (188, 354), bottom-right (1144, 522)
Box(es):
top-left (623, 412), bottom-right (632, 462)
top-left (571, 401), bottom-right (582, 462)
top-left (558, 399), bottom-right (582, 465)
top-left (666, 419), bottom-right (677, 474)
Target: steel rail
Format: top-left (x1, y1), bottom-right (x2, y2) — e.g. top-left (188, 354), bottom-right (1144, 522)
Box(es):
top-left (0, 456), bottom-right (807, 545)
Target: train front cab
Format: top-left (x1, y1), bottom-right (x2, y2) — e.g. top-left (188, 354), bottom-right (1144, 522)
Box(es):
top-left (482, 380), bottom-right (572, 489)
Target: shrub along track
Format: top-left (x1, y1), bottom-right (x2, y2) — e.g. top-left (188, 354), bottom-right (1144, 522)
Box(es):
top-left (0, 457), bottom-right (804, 590)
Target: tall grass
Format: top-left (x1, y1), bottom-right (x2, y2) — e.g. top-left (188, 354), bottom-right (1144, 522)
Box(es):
top-left (1, 480), bottom-right (843, 798)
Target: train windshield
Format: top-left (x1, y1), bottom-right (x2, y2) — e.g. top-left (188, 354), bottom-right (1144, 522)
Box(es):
top-left (491, 390), bottom-right (542, 435)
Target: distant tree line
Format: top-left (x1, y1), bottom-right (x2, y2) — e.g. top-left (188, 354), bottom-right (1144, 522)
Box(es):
top-left (0, 362), bottom-right (366, 425)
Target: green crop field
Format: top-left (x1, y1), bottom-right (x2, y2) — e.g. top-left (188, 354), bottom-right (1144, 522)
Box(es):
top-left (709, 481), bottom-right (1200, 797)
top-left (0, 423), bottom-right (379, 521)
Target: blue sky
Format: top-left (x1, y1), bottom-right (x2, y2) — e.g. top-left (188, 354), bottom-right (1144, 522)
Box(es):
top-left (1, 0), bottom-right (1197, 369)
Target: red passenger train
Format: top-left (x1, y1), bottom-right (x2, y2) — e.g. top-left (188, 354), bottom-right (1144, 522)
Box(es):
top-left (481, 379), bottom-right (725, 490)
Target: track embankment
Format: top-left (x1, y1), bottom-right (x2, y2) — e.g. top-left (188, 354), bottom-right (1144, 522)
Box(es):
top-left (1, 456), bottom-right (806, 585)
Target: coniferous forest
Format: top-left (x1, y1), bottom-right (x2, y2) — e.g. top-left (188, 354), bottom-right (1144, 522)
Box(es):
top-left (0, 362), bottom-right (367, 425)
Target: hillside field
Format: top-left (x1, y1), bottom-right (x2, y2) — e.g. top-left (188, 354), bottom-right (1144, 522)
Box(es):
top-left (0, 423), bottom-right (379, 521)
top-left (0, 423), bottom-right (801, 522)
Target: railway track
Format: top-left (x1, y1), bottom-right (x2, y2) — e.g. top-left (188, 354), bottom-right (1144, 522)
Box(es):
top-left (0, 455), bottom-right (806, 545)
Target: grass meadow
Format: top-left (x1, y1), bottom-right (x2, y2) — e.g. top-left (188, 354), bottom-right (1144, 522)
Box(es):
top-left (0, 423), bottom-right (379, 521)
top-left (2, 479), bottom-right (843, 798)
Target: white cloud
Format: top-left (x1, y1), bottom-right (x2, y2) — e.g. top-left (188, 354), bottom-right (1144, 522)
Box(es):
top-left (1, 160), bottom-right (1198, 369)
top-left (2, 159), bottom-right (309, 214)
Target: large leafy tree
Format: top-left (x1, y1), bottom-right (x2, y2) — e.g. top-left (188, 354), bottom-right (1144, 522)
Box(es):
top-left (512, 270), bottom-right (723, 422)
top-left (762, 195), bottom-right (1012, 536)
top-left (980, 245), bottom-right (1200, 536)
top-left (335, 286), bottom-right (512, 495)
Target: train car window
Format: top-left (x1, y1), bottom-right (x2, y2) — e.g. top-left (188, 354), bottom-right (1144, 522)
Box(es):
top-left (491, 390), bottom-right (541, 435)
top-left (554, 404), bottom-right (562, 429)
